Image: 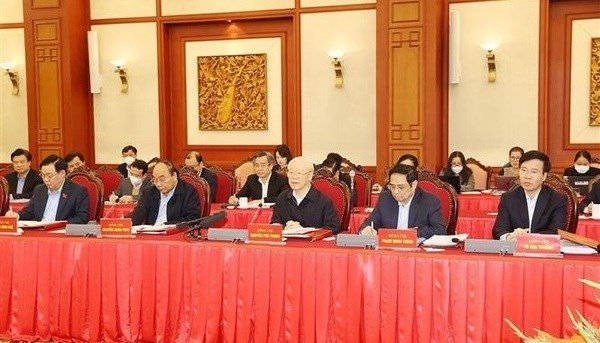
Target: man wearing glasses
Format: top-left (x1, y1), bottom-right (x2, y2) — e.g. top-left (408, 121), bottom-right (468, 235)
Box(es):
top-left (493, 150), bottom-right (566, 240)
top-left (130, 160), bottom-right (199, 226)
top-left (5, 154), bottom-right (89, 223)
top-left (359, 164), bottom-right (446, 238)
top-left (228, 151), bottom-right (289, 205)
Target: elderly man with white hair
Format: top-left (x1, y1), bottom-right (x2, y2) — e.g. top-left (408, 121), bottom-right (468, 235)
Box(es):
top-left (271, 156), bottom-right (340, 233)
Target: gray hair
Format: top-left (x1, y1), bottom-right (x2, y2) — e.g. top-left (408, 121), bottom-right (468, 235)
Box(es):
top-left (288, 156), bottom-right (314, 173)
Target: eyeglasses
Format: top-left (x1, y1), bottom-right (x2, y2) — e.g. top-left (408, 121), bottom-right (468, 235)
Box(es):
top-left (288, 171), bottom-right (311, 177)
top-left (39, 172), bottom-right (58, 180)
top-left (388, 183), bottom-right (411, 191)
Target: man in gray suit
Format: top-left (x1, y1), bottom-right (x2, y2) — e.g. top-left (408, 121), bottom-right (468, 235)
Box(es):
top-left (109, 159), bottom-right (151, 203)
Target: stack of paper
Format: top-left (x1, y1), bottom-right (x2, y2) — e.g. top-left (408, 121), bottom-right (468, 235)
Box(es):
top-left (133, 224), bottom-right (176, 234)
top-left (560, 239), bottom-right (598, 255)
top-left (421, 233), bottom-right (468, 247)
top-left (282, 227), bottom-right (317, 238)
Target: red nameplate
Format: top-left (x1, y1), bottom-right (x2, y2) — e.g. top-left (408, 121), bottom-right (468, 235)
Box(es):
top-left (378, 228), bottom-right (419, 250)
top-left (0, 217), bottom-right (17, 233)
top-left (515, 234), bottom-right (562, 258)
top-left (247, 223), bottom-right (283, 243)
top-left (100, 218), bottom-right (133, 237)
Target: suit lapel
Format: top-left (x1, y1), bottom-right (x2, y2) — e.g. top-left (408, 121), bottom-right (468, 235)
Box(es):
top-left (531, 186), bottom-right (549, 231)
top-left (56, 180), bottom-right (70, 219)
top-left (515, 188), bottom-right (529, 228)
top-left (407, 189), bottom-right (420, 227)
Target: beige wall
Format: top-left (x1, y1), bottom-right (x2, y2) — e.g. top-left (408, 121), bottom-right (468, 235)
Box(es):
top-left (300, 10), bottom-right (376, 165)
top-left (91, 23), bottom-right (160, 164)
top-left (448, 0), bottom-right (539, 166)
top-left (161, 0), bottom-right (294, 16)
top-left (90, 0), bottom-right (156, 20)
top-left (0, 28), bottom-right (28, 163)
top-left (0, 0), bottom-right (23, 24)
top-left (301, 0), bottom-right (375, 7)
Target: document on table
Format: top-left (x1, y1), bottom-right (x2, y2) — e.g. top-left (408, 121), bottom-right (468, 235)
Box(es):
top-left (421, 233), bottom-right (468, 247)
top-left (133, 224), bottom-right (176, 234)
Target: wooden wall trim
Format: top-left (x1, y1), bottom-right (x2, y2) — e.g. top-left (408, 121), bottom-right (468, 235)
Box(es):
top-left (299, 3), bottom-right (376, 13)
top-left (538, 0), bottom-right (549, 152)
top-left (0, 23), bottom-right (24, 29)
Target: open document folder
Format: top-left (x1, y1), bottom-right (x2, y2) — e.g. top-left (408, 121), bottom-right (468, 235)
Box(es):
top-left (421, 233), bottom-right (469, 247)
top-left (132, 224), bottom-right (178, 235)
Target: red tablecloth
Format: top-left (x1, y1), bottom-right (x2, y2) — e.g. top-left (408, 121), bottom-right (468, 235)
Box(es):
top-left (0, 232), bottom-right (598, 342)
top-left (457, 193), bottom-right (502, 212)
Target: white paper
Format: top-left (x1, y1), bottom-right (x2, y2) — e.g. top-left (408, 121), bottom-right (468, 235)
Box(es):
top-left (422, 247), bottom-right (445, 252)
top-left (560, 240), bottom-right (598, 255)
top-left (282, 226), bottom-right (317, 235)
top-left (421, 233), bottom-right (468, 247)
top-left (460, 191), bottom-right (481, 195)
top-left (132, 224), bottom-right (176, 233)
top-left (18, 220), bottom-right (65, 228)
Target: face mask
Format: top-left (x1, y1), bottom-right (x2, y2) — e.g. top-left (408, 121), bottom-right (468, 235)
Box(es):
top-left (124, 156), bottom-right (135, 165)
top-left (574, 165), bottom-right (589, 174)
top-left (130, 176), bottom-right (143, 186)
top-left (451, 165), bottom-right (463, 174)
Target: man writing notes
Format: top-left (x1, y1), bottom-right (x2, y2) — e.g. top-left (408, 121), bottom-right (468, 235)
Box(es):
top-left (5, 155), bottom-right (89, 223)
top-left (6, 148), bottom-right (43, 199)
top-left (130, 160), bottom-right (199, 225)
top-left (271, 156), bottom-right (340, 233)
top-left (493, 150), bottom-right (567, 240)
top-left (359, 164), bottom-right (446, 238)
top-left (228, 151), bottom-right (288, 205)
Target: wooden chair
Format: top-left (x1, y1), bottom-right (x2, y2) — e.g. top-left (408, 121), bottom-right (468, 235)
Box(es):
top-left (179, 172), bottom-right (211, 217)
top-left (591, 157), bottom-right (600, 170)
top-left (311, 176), bottom-right (351, 232)
top-left (212, 169), bottom-right (235, 203)
top-left (233, 158), bottom-right (254, 191)
top-left (417, 171), bottom-right (458, 234)
top-left (466, 158), bottom-right (490, 190)
top-left (95, 167), bottom-right (124, 200)
top-left (352, 170), bottom-right (373, 207)
top-left (68, 171), bottom-right (104, 222)
top-left (340, 158), bottom-right (363, 172)
top-left (0, 176), bottom-right (9, 215)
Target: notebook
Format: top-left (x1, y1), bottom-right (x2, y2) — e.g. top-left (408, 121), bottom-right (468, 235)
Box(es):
top-left (438, 176), bottom-right (461, 194)
top-left (563, 175), bottom-right (594, 196)
top-left (495, 175), bottom-right (518, 191)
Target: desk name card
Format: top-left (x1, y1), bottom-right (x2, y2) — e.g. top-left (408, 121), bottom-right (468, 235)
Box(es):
top-left (247, 223), bottom-right (283, 243)
top-left (0, 217), bottom-right (17, 233)
top-left (378, 228), bottom-right (418, 250)
top-left (100, 218), bottom-right (132, 237)
top-left (515, 234), bottom-right (562, 258)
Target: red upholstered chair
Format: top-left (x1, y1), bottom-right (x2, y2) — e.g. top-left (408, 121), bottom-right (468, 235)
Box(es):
top-left (68, 171), bottom-right (104, 222)
top-left (95, 167), bottom-right (124, 200)
top-left (0, 176), bottom-right (9, 215)
top-left (311, 176), bottom-right (351, 232)
top-left (179, 172), bottom-right (211, 217)
top-left (352, 170), bottom-right (373, 207)
top-left (212, 169), bottom-right (235, 203)
top-left (0, 167), bottom-right (13, 178)
top-left (543, 173), bottom-right (578, 233)
top-left (417, 172), bottom-right (458, 234)
top-left (466, 157), bottom-right (490, 190)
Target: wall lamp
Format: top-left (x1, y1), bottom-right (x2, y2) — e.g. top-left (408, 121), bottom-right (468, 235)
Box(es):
top-left (110, 60), bottom-right (128, 93)
top-left (0, 63), bottom-right (19, 95)
top-left (327, 50), bottom-right (344, 88)
top-left (480, 42), bottom-right (498, 82)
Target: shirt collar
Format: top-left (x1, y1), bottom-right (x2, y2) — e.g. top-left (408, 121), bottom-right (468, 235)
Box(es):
top-left (17, 169), bottom-right (30, 179)
top-left (160, 179), bottom-right (178, 199)
top-left (524, 188), bottom-right (541, 201)
top-left (259, 172), bottom-right (272, 185)
top-left (398, 192), bottom-right (415, 208)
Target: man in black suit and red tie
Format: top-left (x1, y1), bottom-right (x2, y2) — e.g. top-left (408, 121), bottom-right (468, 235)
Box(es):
top-left (228, 151), bottom-right (289, 205)
top-left (5, 148), bottom-right (43, 199)
top-left (5, 154), bottom-right (89, 224)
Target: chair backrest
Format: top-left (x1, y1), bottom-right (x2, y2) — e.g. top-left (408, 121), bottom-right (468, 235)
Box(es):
top-left (544, 173), bottom-right (578, 233)
top-left (314, 168), bottom-right (334, 178)
top-left (352, 170), bottom-right (373, 207)
top-left (466, 157), bottom-right (490, 190)
top-left (340, 158), bottom-right (362, 172)
top-left (589, 174), bottom-right (600, 192)
top-left (213, 169), bottom-right (235, 203)
top-left (95, 168), bottom-right (124, 200)
top-left (0, 167), bottom-right (13, 178)
top-left (179, 172), bottom-right (211, 217)
top-left (311, 176), bottom-right (351, 231)
top-left (417, 172), bottom-right (458, 234)
top-left (591, 157), bottom-right (600, 170)
top-left (0, 176), bottom-right (9, 215)
top-left (233, 158), bottom-right (254, 191)
top-left (68, 171), bottom-right (104, 222)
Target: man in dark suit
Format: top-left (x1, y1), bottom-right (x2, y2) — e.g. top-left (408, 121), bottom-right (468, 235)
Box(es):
top-left (581, 181), bottom-right (600, 214)
top-left (131, 160), bottom-right (200, 225)
top-left (109, 159), bottom-right (152, 203)
top-left (359, 164), bottom-right (446, 239)
top-left (184, 151), bottom-right (218, 202)
top-left (493, 150), bottom-right (567, 240)
top-left (117, 145), bottom-right (137, 178)
top-left (5, 155), bottom-right (89, 224)
top-left (5, 148), bottom-right (43, 199)
top-left (64, 151), bottom-right (88, 173)
top-left (229, 151), bottom-right (289, 205)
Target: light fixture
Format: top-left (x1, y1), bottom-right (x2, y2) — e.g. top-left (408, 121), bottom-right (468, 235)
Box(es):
top-left (110, 60), bottom-right (128, 93)
top-left (0, 62), bottom-right (19, 95)
top-left (327, 50), bottom-right (344, 88)
top-left (480, 42), bottom-right (498, 82)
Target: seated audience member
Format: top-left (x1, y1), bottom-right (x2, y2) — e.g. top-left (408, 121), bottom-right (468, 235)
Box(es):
top-left (360, 164), bottom-right (446, 238)
top-left (499, 146), bottom-right (524, 176)
top-left (147, 157), bottom-right (160, 174)
top-left (6, 148), bottom-right (43, 199)
top-left (273, 144), bottom-right (293, 174)
top-left (118, 145), bottom-right (138, 178)
top-left (563, 150), bottom-right (600, 177)
top-left (184, 151), bottom-right (218, 202)
top-left (396, 153), bottom-right (419, 168)
top-left (64, 151), bottom-right (87, 173)
top-left (5, 155), bottom-right (89, 223)
top-left (492, 150), bottom-right (567, 240)
top-left (581, 181), bottom-right (600, 214)
top-left (271, 156), bottom-right (340, 233)
top-left (228, 151), bottom-right (288, 205)
top-left (439, 151), bottom-right (475, 192)
top-left (318, 157), bottom-right (357, 206)
top-left (109, 159), bottom-right (151, 203)
top-left (130, 160), bottom-right (199, 225)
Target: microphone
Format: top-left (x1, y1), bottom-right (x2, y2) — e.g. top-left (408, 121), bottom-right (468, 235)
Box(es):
top-left (349, 170), bottom-right (356, 193)
top-left (180, 210), bottom-right (227, 229)
top-left (102, 202), bottom-right (118, 219)
top-left (248, 203), bottom-right (264, 225)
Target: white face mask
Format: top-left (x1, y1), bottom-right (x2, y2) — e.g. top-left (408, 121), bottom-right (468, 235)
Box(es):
top-left (123, 156), bottom-right (135, 165)
top-left (574, 165), bottom-right (589, 174)
top-left (451, 165), bottom-right (463, 174)
top-left (130, 175), bottom-right (143, 186)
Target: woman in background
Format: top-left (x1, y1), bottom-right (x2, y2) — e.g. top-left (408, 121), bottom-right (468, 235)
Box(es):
top-left (563, 150), bottom-right (600, 177)
top-left (499, 146), bottom-right (523, 176)
top-left (273, 144), bottom-right (293, 174)
top-left (439, 151), bottom-right (475, 192)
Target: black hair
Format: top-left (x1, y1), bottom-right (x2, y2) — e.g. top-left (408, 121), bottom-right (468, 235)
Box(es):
top-left (186, 151), bottom-right (203, 164)
top-left (388, 163), bottom-right (418, 184)
top-left (130, 159), bottom-right (148, 174)
top-left (520, 150), bottom-right (551, 173)
top-left (274, 144), bottom-right (293, 163)
top-left (40, 154), bottom-right (68, 173)
top-left (64, 151), bottom-right (85, 163)
top-left (509, 146), bottom-right (524, 156)
top-left (252, 151), bottom-right (275, 165)
top-left (122, 145), bottom-right (137, 154)
top-left (321, 157), bottom-right (341, 174)
top-left (442, 151), bottom-right (473, 185)
top-left (11, 148), bottom-right (32, 162)
top-left (573, 150), bottom-right (592, 164)
top-left (396, 153), bottom-right (419, 168)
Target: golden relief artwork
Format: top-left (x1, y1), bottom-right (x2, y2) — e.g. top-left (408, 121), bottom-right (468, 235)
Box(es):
top-left (590, 37), bottom-right (600, 126)
top-left (198, 54), bottom-right (268, 130)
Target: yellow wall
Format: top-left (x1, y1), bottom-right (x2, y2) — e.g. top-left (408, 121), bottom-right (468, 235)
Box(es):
top-left (90, 0), bottom-right (156, 19)
top-left (0, 0), bottom-right (23, 24)
top-left (161, 0), bottom-right (294, 16)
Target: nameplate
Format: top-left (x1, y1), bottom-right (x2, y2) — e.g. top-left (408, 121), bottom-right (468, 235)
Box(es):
top-left (464, 239), bottom-right (515, 254)
top-left (0, 217), bottom-right (17, 233)
top-left (247, 223), bottom-right (283, 243)
top-left (100, 218), bottom-right (133, 237)
top-left (207, 228), bottom-right (248, 242)
top-left (378, 228), bottom-right (418, 250)
top-left (514, 234), bottom-right (562, 258)
top-left (336, 234), bottom-right (377, 248)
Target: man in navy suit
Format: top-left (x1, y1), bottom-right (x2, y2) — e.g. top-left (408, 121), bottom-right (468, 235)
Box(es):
top-left (5, 148), bottom-right (43, 199)
top-left (5, 154), bottom-right (89, 224)
top-left (229, 151), bottom-right (289, 205)
top-left (184, 151), bottom-right (218, 202)
top-left (492, 150), bottom-right (567, 240)
top-left (359, 164), bottom-right (446, 239)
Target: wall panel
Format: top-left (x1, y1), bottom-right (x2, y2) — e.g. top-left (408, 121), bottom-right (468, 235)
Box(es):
top-left (161, 0), bottom-right (294, 16)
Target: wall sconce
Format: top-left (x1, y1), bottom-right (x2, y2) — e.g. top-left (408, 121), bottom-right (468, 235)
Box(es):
top-left (110, 60), bottom-right (128, 93)
top-left (0, 63), bottom-right (19, 95)
top-left (480, 42), bottom-right (498, 82)
top-left (327, 50), bottom-right (344, 88)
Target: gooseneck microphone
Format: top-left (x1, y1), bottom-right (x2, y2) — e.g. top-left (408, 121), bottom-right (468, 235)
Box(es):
top-left (183, 211), bottom-right (227, 240)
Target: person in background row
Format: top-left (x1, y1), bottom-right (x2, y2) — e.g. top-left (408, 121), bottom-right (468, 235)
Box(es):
top-left (109, 159), bottom-right (151, 203)
top-left (563, 150), bottom-right (600, 177)
top-left (5, 155), bottom-right (89, 223)
top-left (318, 156), bottom-right (357, 207)
top-left (396, 153), bottom-right (419, 169)
top-left (64, 151), bottom-right (87, 173)
top-left (147, 157), bottom-right (160, 175)
top-left (580, 181), bottom-right (600, 214)
top-left (184, 151), bottom-right (218, 202)
top-left (229, 151), bottom-right (288, 205)
top-left (499, 146), bottom-right (524, 177)
top-left (6, 148), bottom-right (43, 199)
top-left (439, 151), bottom-right (475, 192)
top-left (273, 144), bottom-right (293, 174)
top-left (118, 145), bottom-right (138, 178)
